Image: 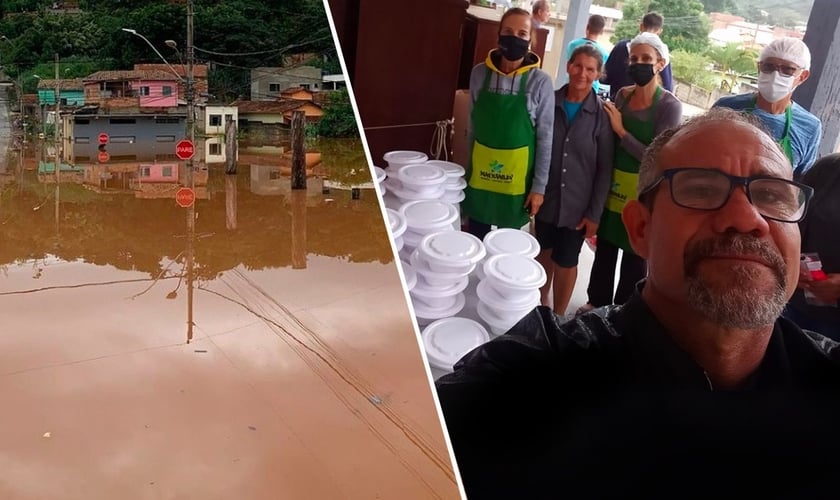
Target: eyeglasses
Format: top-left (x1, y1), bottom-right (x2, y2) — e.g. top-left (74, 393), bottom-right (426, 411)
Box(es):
top-left (758, 62), bottom-right (800, 77)
top-left (639, 168), bottom-right (814, 223)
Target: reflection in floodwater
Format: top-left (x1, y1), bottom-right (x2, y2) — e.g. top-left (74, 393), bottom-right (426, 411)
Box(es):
top-left (0, 137), bottom-right (460, 498)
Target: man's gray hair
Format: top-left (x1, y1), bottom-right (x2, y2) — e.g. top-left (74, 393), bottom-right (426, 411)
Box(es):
top-left (637, 108), bottom-right (780, 198)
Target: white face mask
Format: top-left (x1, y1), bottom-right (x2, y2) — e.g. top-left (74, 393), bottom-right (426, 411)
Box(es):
top-left (757, 70), bottom-right (794, 103)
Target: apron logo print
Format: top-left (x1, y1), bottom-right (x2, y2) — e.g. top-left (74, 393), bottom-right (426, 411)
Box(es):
top-left (609, 181), bottom-right (627, 202)
top-left (480, 159), bottom-right (515, 182)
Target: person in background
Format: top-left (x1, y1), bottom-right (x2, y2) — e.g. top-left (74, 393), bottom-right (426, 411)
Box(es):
top-left (531, 0), bottom-right (550, 30)
top-left (565, 15), bottom-right (609, 94)
top-left (535, 44), bottom-right (613, 316)
top-left (714, 37), bottom-right (821, 178)
top-left (785, 154), bottom-right (840, 339)
top-left (464, 7), bottom-right (554, 240)
top-left (578, 32), bottom-right (681, 315)
top-left (602, 12), bottom-right (673, 101)
top-left (437, 108), bottom-right (839, 499)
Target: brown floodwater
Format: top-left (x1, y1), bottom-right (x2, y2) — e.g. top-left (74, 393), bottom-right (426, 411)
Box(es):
top-left (0, 138), bottom-right (460, 499)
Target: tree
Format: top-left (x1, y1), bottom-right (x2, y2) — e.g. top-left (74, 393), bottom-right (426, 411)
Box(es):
top-left (317, 89), bottom-right (358, 138)
top-left (613, 0), bottom-right (711, 54)
top-left (707, 42), bottom-right (758, 91)
top-left (669, 48), bottom-right (716, 90)
top-left (698, 0), bottom-right (739, 14)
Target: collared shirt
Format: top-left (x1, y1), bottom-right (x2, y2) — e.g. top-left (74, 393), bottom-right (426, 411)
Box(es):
top-left (535, 85), bottom-right (613, 228)
top-left (437, 292), bottom-right (840, 499)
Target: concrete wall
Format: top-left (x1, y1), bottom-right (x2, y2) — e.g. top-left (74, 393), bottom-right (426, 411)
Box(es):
top-left (70, 116), bottom-right (187, 162)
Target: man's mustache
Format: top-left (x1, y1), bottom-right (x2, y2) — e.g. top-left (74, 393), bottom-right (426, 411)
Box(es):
top-left (684, 234), bottom-right (787, 284)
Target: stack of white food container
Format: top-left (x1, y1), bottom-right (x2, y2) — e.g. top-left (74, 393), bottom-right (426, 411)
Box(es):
top-left (398, 200), bottom-right (461, 261)
top-left (401, 260), bottom-right (417, 292)
top-left (386, 208), bottom-right (407, 253)
top-left (476, 253), bottom-right (546, 336)
top-left (382, 150), bottom-right (428, 176)
top-left (372, 166), bottom-right (387, 196)
top-left (409, 230), bottom-right (486, 326)
top-left (421, 317), bottom-right (490, 380)
top-left (387, 163), bottom-right (448, 206)
top-left (425, 160), bottom-right (467, 204)
top-left (476, 227), bottom-right (542, 280)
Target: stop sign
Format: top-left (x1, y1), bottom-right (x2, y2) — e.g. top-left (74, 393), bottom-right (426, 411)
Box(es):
top-left (175, 187), bottom-right (195, 208)
top-left (175, 139), bottom-right (195, 161)
top-left (98, 150), bottom-right (110, 163)
top-left (98, 132), bottom-right (109, 145)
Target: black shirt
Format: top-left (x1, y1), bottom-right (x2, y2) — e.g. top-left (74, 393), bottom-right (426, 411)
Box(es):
top-left (437, 294), bottom-right (840, 499)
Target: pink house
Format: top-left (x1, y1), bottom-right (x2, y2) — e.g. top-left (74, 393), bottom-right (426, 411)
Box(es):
top-left (135, 79), bottom-right (179, 107)
top-left (138, 163), bottom-right (179, 183)
top-left (83, 70), bottom-right (180, 108)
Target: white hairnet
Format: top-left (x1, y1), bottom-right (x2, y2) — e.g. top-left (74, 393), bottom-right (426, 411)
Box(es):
top-left (760, 37), bottom-right (811, 70)
top-left (628, 32), bottom-right (670, 67)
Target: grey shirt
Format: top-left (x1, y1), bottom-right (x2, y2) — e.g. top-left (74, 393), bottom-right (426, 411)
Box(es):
top-left (536, 86), bottom-right (614, 228)
top-left (614, 87), bottom-right (682, 160)
top-left (468, 51), bottom-right (555, 195)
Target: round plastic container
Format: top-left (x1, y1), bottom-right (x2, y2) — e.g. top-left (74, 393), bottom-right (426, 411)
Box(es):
top-left (386, 208), bottom-right (407, 240)
top-left (383, 150), bottom-right (428, 169)
top-left (390, 183), bottom-right (447, 202)
top-left (410, 249), bottom-right (475, 286)
top-left (476, 278), bottom-right (540, 312)
top-left (413, 292), bottom-right (467, 326)
top-left (483, 228), bottom-right (541, 259)
top-left (418, 230), bottom-right (486, 274)
top-left (372, 166), bottom-right (386, 184)
top-left (476, 300), bottom-right (518, 336)
top-left (400, 200), bottom-right (461, 232)
top-left (482, 254), bottom-right (547, 301)
top-left (401, 260), bottom-right (417, 291)
top-left (441, 190), bottom-right (466, 204)
top-left (422, 317), bottom-right (490, 379)
top-left (424, 160), bottom-right (465, 180)
top-left (396, 164), bottom-right (447, 196)
top-left (410, 274), bottom-right (470, 305)
top-left (442, 176), bottom-right (467, 191)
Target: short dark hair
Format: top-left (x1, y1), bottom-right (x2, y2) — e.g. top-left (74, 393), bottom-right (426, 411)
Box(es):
top-left (569, 43), bottom-right (605, 73)
top-left (587, 15), bottom-right (606, 34)
top-left (641, 12), bottom-right (664, 31)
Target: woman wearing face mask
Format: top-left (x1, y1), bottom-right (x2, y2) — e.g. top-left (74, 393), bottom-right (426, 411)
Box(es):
top-left (464, 7), bottom-right (555, 240)
top-left (713, 37), bottom-right (821, 179)
top-left (578, 32), bottom-right (682, 314)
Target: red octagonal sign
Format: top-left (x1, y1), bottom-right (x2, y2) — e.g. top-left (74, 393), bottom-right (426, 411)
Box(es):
top-left (175, 139), bottom-right (195, 161)
top-left (175, 187), bottom-right (195, 208)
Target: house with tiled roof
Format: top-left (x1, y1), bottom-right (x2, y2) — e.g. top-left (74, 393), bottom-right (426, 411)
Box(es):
top-left (231, 98), bottom-right (323, 126)
top-left (82, 70), bottom-right (180, 108)
top-left (36, 78), bottom-right (85, 106)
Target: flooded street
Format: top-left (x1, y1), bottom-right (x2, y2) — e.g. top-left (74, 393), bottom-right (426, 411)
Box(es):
top-left (0, 139), bottom-right (459, 499)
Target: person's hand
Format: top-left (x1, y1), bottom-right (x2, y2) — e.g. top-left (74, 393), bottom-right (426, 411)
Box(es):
top-left (576, 217), bottom-right (599, 239)
top-left (797, 265), bottom-right (812, 289)
top-left (602, 101), bottom-right (626, 137)
top-left (802, 273), bottom-right (840, 303)
top-left (524, 192), bottom-right (544, 217)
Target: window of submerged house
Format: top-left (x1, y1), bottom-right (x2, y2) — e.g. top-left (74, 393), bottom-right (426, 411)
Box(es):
top-left (269, 83), bottom-right (281, 93)
top-left (209, 143), bottom-right (222, 155)
top-left (162, 166), bottom-right (173, 177)
top-left (210, 114), bottom-right (222, 126)
top-left (162, 86), bottom-right (173, 96)
top-left (140, 87), bottom-right (150, 96)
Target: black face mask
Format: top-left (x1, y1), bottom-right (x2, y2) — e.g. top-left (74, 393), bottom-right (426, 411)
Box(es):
top-left (498, 35), bottom-right (530, 61)
top-left (628, 63), bottom-right (656, 86)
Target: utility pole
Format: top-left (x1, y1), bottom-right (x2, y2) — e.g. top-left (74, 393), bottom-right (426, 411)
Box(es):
top-left (185, 0), bottom-right (195, 342)
top-left (54, 53), bottom-right (61, 232)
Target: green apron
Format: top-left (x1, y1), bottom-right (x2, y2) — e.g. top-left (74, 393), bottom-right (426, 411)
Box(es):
top-left (463, 69), bottom-right (535, 229)
top-left (748, 95), bottom-right (794, 166)
top-left (598, 86), bottom-right (662, 253)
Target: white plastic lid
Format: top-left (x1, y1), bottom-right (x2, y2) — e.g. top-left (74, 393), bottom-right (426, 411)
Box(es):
top-left (413, 292), bottom-right (467, 321)
top-left (476, 278), bottom-right (540, 310)
top-left (372, 166), bottom-right (386, 184)
top-left (419, 231), bottom-right (486, 267)
top-left (411, 274), bottom-right (470, 299)
top-left (390, 183), bottom-right (447, 202)
top-left (401, 260), bottom-right (417, 291)
top-left (483, 228), bottom-right (541, 259)
top-left (441, 190), bottom-right (466, 204)
top-left (422, 317), bottom-right (490, 371)
top-left (410, 248), bottom-right (475, 281)
top-left (386, 208), bottom-right (407, 239)
top-left (425, 160), bottom-right (466, 179)
top-left (383, 150), bottom-right (428, 166)
top-left (483, 254), bottom-right (547, 290)
top-left (396, 164), bottom-right (447, 187)
top-left (444, 177), bottom-right (468, 191)
top-left (476, 300), bottom-right (517, 332)
top-left (400, 200), bottom-right (460, 230)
